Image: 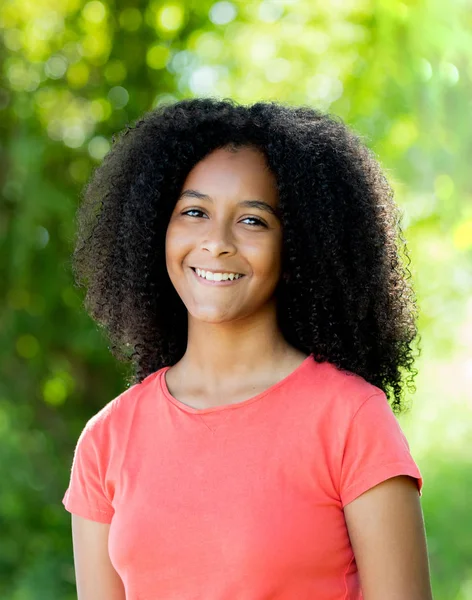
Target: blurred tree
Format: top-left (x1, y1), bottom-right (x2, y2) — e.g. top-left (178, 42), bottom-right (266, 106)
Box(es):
top-left (0, 0), bottom-right (471, 598)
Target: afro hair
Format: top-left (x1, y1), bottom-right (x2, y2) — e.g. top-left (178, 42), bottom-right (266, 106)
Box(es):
top-left (72, 97), bottom-right (420, 415)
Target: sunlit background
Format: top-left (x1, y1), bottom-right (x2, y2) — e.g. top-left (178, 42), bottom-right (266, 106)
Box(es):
top-left (1, 0), bottom-right (471, 598)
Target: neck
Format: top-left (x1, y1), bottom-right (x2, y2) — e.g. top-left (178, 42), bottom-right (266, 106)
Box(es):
top-left (180, 302), bottom-right (291, 383)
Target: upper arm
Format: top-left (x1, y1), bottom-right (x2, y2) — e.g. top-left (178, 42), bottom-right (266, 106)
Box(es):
top-left (344, 475), bottom-right (433, 600)
top-left (71, 514), bottom-right (126, 600)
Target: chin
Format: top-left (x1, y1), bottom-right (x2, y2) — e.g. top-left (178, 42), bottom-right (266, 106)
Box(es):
top-left (187, 304), bottom-right (248, 324)
top-left (189, 312), bottom-right (235, 324)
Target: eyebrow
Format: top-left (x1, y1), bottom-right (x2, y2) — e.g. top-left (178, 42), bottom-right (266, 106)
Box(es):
top-left (178, 189), bottom-right (279, 218)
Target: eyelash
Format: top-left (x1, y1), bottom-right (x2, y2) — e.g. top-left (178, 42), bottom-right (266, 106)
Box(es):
top-left (181, 209), bottom-right (267, 228)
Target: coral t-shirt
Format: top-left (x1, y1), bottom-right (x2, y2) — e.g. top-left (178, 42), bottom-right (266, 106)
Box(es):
top-left (62, 354), bottom-right (423, 600)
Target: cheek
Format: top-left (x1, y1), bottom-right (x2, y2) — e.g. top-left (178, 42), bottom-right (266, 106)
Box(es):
top-left (252, 236), bottom-right (282, 276)
top-left (165, 223), bottom-right (188, 265)
top-left (241, 254), bottom-right (280, 294)
top-left (164, 231), bottom-right (173, 271)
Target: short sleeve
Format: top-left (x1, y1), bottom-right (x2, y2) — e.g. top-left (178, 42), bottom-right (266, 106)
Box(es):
top-left (62, 419), bottom-right (115, 523)
top-left (340, 393), bottom-right (423, 508)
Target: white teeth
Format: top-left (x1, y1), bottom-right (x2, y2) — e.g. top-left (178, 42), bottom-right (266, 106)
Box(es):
top-left (195, 268), bottom-right (242, 281)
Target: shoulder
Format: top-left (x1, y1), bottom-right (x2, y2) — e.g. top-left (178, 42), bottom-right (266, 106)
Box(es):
top-left (288, 358), bottom-right (390, 457)
top-left (82, 368), bottom-right (163, 440)
top-left (72, 368), bottom-right (165, 481)
top-left (306, 358), bottom-right (387, 418)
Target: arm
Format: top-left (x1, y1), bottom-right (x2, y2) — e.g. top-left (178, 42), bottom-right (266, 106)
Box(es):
top-left (71, 514), bottom-right (126, 600)
top-left (344, 475), bottom-right (433, 600)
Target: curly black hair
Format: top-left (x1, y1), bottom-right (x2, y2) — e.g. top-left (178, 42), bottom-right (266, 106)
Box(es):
top-left (72, 97), bottom-right (420, 415)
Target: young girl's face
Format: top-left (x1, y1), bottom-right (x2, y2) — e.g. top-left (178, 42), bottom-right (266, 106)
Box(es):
top-left (165, 145), bottom-right (283, 325)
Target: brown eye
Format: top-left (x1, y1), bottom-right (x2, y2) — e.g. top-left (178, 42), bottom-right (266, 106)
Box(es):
top-left (241, 217), bottom-right (267, 227)
top-left (182, 209), bottom-right (207, 218)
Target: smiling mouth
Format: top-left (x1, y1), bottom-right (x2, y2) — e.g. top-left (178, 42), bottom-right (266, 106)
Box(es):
top-left (190, 267), bottom-right (246, 282)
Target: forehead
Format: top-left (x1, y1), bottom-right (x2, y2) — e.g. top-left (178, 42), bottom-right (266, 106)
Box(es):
top-left (181, 147), bottom-right (279, 205)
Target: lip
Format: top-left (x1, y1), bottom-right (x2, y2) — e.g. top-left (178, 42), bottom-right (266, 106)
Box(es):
top-left (189, 267), bottom-right (246, 286)
top-left (190, 266), bottom-right (245, 276)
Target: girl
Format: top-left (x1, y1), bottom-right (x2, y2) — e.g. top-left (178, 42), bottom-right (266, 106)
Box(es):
top-left (63, 98), bottom-right (433, 599)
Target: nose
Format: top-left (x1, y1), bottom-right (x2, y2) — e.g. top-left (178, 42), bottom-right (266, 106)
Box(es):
top-left (201, 219), bottom-right (237, 257)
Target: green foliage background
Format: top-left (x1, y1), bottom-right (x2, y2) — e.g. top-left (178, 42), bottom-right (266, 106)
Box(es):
top-left (1, 0), bottom-right (471, 598)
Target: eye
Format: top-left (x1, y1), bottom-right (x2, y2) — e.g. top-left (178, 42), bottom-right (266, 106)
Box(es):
top-left (182, 210), bottom-right (267, 227)
top-left (241, 216), bottom-right (267, 228)
top-left (181, 209), bottom-right (207, 218)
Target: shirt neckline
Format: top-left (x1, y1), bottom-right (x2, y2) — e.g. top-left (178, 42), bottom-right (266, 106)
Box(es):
top-left (159, 353), bottom-right (314, 415)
